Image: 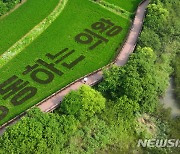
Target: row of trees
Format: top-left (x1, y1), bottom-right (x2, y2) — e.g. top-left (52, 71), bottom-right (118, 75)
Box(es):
top-left (0, 0), bottom-right (21, 16)
top-left (98, 47), bottom-right (160, 113)
top-left (138, 0), bottom-right (180, 153)
top-left (0, 86), bottom-right (111, 153)
top-left (0, 0), bottom-right (179, 153)
top-left (139, 0), bottom-right (180, 101)
top-left (0, 46), bottom-right (171, 153)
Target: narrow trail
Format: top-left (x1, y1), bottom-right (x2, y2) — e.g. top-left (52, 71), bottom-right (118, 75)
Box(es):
top-left (0, 0), bottom-right (149, 135)
top-left (38, 0), bottom-right (149, 112)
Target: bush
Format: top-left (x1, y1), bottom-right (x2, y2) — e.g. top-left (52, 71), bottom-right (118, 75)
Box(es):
top-left (59, 85), bottom-right (106, 121)
top-left (0, 0), bottom-right (20, 16)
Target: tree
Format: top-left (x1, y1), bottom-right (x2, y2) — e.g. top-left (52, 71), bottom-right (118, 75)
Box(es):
top-left (59, 85), bottom-right (106, 120)
top-left (138, 27), bottom-right (161, 53)
top-left (61, 116), bottom-right (112, 154)
top-left (0, 108), bottom-right (78, 154)
top-left (0, 0), bottom-right (20, 16)
top-left (0, 1), bottom-right (7, 16)
top-left (115, 96), bottom-right (139, 120)
top-left (145, 3), bottom-right (169, 35)
top-left (3, 0), bottom-right (19, 10)
top-left (98, 47), bottom-right (159, 112)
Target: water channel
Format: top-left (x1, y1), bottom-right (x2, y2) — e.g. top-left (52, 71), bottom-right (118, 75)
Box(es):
top-left (160, 77), bottom-right (180, 117)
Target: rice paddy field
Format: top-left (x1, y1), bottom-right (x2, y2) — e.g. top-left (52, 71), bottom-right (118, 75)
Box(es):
top-left (0, 0), bottom-right (140, 125)
top-left (0, 0), bottom-right (59, 55)
top-left (104, 0), bottom-right (142, 13)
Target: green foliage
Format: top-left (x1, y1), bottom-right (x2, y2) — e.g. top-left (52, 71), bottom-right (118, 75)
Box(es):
top-left (3, 0), bottom-right (19, 11)
top-left (115, 96), bottom-right (139, 120)
top-left (61, 116), bottom-right (112, 154)
top-left (144, 105), bottom-right (180, 154)
top-left (138, 0), bottom-right (180, 97)
top-left (145, 3), bottom-right (169, 34)
top-left (0, 0), bottom-right (20, 16)
top-left (60, 85), bottom-right (106, 121)
top-left (174, 54), bottom-right (180, 101)
top-left (0, 107), bottom-right (114, 154)
top-left (0, 0), bottom-right (179, 154)
top-left (0, 1), bottom-right (7, 16)
top-left (138, 27), bottom-right (161, 52)
top-left (98, 47), bottom-right (159, 112)
top-left (137, 0), bottom-right (180, 153)
top-left (0, 0), bottom-right (131, 125)
top-left (0, 86), bottom-right (139, 154)
top-left (0, 108), bottom-right (78, 154)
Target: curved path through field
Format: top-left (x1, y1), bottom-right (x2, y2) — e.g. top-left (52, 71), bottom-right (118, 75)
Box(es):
top-left (38, 0), bottom-right (149, 112)
top-left (0, 0), bottom-right (60, 55)
top-left (0, 0), bottom-right (149, 135)
top-left (0, 0), bottom-right (68, 68)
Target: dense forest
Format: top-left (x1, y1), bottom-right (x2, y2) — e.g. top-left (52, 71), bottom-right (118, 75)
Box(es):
top-left (0, 0), bottom-right (21, 16)
top-left (0, 0), bottom-right (180, 153)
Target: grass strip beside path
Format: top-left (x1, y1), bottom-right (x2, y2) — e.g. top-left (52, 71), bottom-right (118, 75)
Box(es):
top-left (103, 0), bottom-right (142, 13)
top-left (99, 0), bottom-right (134, 19)
top-left (89, 0), bottom-right (132, 20)
top-left (0, 0), bottom-right (68, 68)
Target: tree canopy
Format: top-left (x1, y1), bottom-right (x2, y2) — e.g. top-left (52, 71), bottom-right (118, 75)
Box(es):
top-left (0, 0), bottom-right (180, 153)
top-left (0, 0), bottom-right (20, 16)
top-left (98, 47), bottom-right (159, 112)
top-left (59, 85), bottom-right (106, 121)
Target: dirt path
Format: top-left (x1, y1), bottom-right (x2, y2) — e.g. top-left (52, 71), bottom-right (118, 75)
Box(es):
top-left (115, 0), bottom-right (149, 66)
top-left (0, 0), bottom-right (149, 135)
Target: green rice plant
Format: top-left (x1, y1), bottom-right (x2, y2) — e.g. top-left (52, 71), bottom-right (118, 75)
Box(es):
top-left (0, 0), bottom-right (131, 125)
top-left (103, 0), bottom-right (142, 13)
top-left (0, 0), bottom-right (68, 68)
top-left (0, 0), bottom-right (59, 55)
